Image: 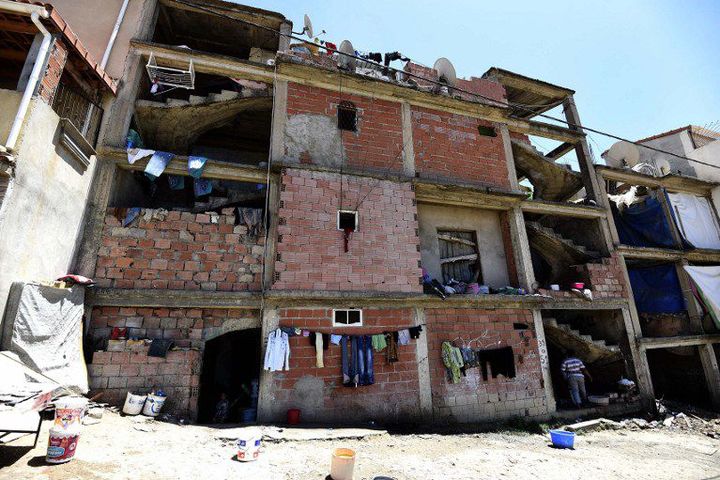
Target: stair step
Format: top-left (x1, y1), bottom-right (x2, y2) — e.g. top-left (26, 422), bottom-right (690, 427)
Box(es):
top-left (544, 317), bottom-right (558, 328)
top-left (188, 95), bottom-right (207, 104)
top-left (165, 98), bottom-right (190, 107)
top-left (209, 90), bottom-right (241, 102)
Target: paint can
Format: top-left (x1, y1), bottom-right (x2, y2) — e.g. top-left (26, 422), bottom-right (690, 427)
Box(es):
top-left (46, 425), bottom-right (81, 464)
top-left (330, 448), bottom-right (356, 480)
top-left (53, 396), bottom-right (87, 429)
top-left (122, 392), bottom-right (147, 415)
top-left (141, 393), bottom-right (167, 417)
top-left (236, 429), bottom-right (261, 462)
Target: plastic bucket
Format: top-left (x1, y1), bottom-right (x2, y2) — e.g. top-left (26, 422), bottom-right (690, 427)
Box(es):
top-left (330, 448), bottom-right (356, 480)
top-left (287, 408), bottom-right (301, 425)
top-left (122, 392), bottom-right (147, 415)
top-left (236, 430), bottom-right (262, 462)
top-left (46, 426), bottom-right (81, 464)
top-left (241, 408), bottom-right (257, 423)
top-left (54, 397), bottom-right (87, 429)
top-left (549, 429), bottom-right (575, 449)
top-left (141, 393), bottom-right (167, 417)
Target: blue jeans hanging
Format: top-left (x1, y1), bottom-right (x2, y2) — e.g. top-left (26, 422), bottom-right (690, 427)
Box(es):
top-left (341, 335), bottom-right (360, 387)
top-left (359, 335), bottom-right (374, 385)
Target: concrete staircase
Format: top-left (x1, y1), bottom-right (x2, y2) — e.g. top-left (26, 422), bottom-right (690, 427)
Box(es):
top-left (134, 88), bottom-right (272, 152)
top-left (544, 317), bottom-right (622, 365)
top-left (511, 139), bottom-right (584, 201)
top-left (526, 221), bottom-right (599, 259)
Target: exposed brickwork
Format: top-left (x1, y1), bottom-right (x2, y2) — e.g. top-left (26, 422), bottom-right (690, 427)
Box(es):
top-left (87, 307), bottom-right (260, 418)
top-left (264, 308), bottom-right (421, 422)
top-left (285, 82), bottom-right (405, 174)
top-left (536, 253), bottom-right (628, 299)
top-left (95, 208), bottom-right (263, 291)
top-left (410, 106), bottom-right (511, 188)
top-left (426, 308), bottom-right (547, 422)
top-left (403, 62), bottom-right (507, 105)
top-left (38, 38), bottom-right (68, 105)
top-left (273, 169), bottom-right (422, 292)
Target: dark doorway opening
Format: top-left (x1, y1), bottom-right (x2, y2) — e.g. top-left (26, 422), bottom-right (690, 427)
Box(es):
top-left (647, 347), bottom-right (711, 408)
top-left (197, 329), bottom-right (261, 424)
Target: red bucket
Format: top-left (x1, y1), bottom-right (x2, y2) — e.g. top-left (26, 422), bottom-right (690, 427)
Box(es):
top-left (287, 408), bottom-right (301, 425)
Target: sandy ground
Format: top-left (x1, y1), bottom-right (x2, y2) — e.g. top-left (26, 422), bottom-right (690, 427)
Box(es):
top-left (1, 411), bottom-right (719, 480)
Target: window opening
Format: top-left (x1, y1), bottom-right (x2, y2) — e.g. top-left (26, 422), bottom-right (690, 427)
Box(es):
top-left (478, 125), bottom-right (496, 137)
top-left (337, 101), bottom-right (357, 131)
top-left (338, 210), bottom-right (358, 253)
top-left (333, 309), bottom-right (363, 326)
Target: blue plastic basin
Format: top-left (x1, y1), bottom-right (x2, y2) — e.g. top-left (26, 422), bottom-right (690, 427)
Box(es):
top-left (549, 429), bottom-right (575, 449)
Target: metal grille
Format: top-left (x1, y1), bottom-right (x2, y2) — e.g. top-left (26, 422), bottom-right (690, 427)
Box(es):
top-left (51, 81), bottom-right (104, 147)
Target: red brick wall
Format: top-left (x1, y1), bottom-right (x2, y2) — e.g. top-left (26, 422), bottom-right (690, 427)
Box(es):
top-left (95, 208), bottom-right (263, 291)
top-left (285, 82), bottom-right (405, 174)
top-left (426, 308), bottom-right (547, 422)
top-left (263, 307), bottom-right (422, 422)
top-left (273, 169), bottom-right (422, 292)
top-left (38, 38), bottom-right (68, 105)
top-left (410, 106), bottom-right (511, 188)
top-left (403, 62), bottom-right (507, 105)
top-left (536, 254), bottom-right (628, 299)
top-left (87, 306), bottom-right (260, 418)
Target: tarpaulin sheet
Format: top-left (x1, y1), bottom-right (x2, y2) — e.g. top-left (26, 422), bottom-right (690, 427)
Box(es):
top-left (611, 197), bottom-right (676, 248)
top-left (684, 266), bottom-right (720, 329)
top-left (0, 283), bottom-right (87, 392)
top-left (628, 264), bottom-right (685, 314)
top-left (667, 192), bottom-right (720, 249)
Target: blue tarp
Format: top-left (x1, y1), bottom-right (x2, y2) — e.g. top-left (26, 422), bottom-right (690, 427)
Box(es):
top-left (628, 264), bottom-right (685, 314)
top-left (612, 197), bottom-right (676, 248)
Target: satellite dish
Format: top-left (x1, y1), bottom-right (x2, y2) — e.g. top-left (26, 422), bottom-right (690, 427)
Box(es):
top-left (605, 141), bottom-right (640, 169)
top-left (656, 158), bottom-right (672, 176)
top-left (337, 40), bottom-right (356, 70)
top-left (303, 14), bottom-right (314, 38)
top-left (433, 57), bottom-right (457, 87)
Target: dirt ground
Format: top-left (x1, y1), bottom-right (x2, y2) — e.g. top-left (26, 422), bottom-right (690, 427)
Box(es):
top-left (1, 410), bottom-right (719, 480)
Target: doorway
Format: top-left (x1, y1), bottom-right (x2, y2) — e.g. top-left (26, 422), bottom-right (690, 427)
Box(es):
top-left (197, 328), bottom-right (261, 423)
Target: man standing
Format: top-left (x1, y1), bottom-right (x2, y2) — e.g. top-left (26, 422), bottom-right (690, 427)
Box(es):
top-left (561, 352), bottom-right (592, 408)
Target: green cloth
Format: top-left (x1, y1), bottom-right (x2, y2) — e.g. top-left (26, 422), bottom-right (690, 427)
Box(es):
top-left (371, 334), bottom-right (387, 352)
top-left (442, 341), bottom-right (464, 384)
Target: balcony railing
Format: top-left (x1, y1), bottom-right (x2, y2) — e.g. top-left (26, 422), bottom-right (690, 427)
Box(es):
top-left (51, 81), bottom-right (103, 147)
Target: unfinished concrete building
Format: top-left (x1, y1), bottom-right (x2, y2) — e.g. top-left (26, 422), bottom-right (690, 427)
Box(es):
top-left (2, 0), bottom-right (717, 424)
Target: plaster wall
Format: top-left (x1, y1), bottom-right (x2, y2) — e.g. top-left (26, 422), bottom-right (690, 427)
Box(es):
top-left (417, 203), bottom-right (510, 288)
top-left (638, 131), bottom-right (697, 177)
top-left (50, 0), bottom-right (154, 79)
top-left (0, 98), bottom-right (97, 323)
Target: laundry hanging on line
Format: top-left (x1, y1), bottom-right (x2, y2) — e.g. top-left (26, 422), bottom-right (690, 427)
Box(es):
top-left (263, 328), bottom-right (290, 372)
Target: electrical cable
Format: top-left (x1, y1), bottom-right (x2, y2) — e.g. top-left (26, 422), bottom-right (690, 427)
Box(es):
top-left (171, 0), bottom-right (720, 171)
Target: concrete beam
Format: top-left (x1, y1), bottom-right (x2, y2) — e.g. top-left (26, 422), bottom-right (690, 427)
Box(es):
top-left (620, 307), bottom-right (655, 407)
top-left (269, 79), bottom-right (288, 163)
top-left (520, 200), bottom-right (607, 219)
top-left (87, 288), bottom-right (262, 309)
top-left (507, 207), bottom-right (535, 291)
top-left (414, 182), bottom-right (524, 211)
top-left (499, 125), bottom-right (520, 192)
top-left (639, 334), bottom-right (720, 350)
top-left (595, 165), bottom-right (718, 196)
top-left (698, 344), bottom-right (720, 409)
top-left (546, 142), bottom-right (576, 160)
top-left (562, 96), bottom-right (602, 203)
top-left (262, 176), bottom-right (281, 289)
top-left (400, 102), bottom-right (416, 177)
top-left (676, 259), bottom-right (704, 333)
top-left (617, 245), bottom-right (720, 263)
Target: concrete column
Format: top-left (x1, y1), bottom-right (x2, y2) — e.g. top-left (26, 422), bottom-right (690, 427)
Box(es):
top-left (620, 304), bottom-right (656, 407)
top-left (278, 22), bottom-right (292, 52)
top-left (499, 124), bottom-right (520, 192)
top-left (562, 96), bottom-right (601, 203)
top-left (400, 102), bottom-right (415, 177)
top-left (414, 307), bottom-right (432, 420)
top-left (270, 79), bottom-right (288, 163)
top-left (256, 307), bottom-right (280, 422)
top-left (262, 177), bottom-right (281, 289)
top-left (72, 159), bottom-right (116, 277)
top-left (507, 207), bottom-right (535, 292)
top-left (595, 173), bottom-right (621, 246)
top-left (698, 344), bottom-right (720, 409)
top-left (676, 259), bottom-right (704, 334)
top-left (531, 310), bottom-right (556, 413)
top-left (657, 189), bottom-right (684, 248)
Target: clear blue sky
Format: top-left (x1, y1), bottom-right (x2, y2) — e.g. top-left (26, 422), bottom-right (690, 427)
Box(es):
top-left (250, 0), bottom-right (720, 158)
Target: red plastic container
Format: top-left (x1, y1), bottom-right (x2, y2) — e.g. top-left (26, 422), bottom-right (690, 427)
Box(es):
top-left (287, 408), bottom-right (301, 425)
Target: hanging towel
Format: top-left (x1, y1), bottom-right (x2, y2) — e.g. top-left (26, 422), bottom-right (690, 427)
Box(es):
top-left (144, 151), bottom-right (174, 180)
top-left (263, 328), bottom-right (290, 372)
top-left (371, 333), bottom-right (386, 352)
top-left (385, 332), bottom-right (398, 363)
top-left (188, 155), bottom-right (208, 178)
top-left (441, 341), bottom-right (463, 384)
top-left (315, 333), bottom-right (324, 368)
top-left (477, 346), bottom-right (515, 380)
top-left (127, 148), bottom-right (155, 165)
top-left (167, 175), bottom-right (185, 190)
top-left (398, 329), bottom-right (410, 346)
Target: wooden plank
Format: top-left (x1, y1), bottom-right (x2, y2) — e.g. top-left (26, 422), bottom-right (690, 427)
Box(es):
top-left (439, 253), bottom-right (478, 264)
top-left (437, 233), bottom-right (476, 247)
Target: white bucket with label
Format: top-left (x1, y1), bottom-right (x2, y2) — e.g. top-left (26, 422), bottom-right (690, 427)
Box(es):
top-left (122, 392), bottom-right (147, 415)
top-left (141, 393), bottom-right (167, 417)
top-left (54, 396), bottom-right (87, 429)
top-left (236, 428), bottom-right (262, 462)
top-left (46, 425), bottom-right (81, 464)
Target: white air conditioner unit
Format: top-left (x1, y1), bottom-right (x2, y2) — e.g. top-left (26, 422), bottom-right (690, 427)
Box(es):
top-left (145, 53), bottom-right (195, 90)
